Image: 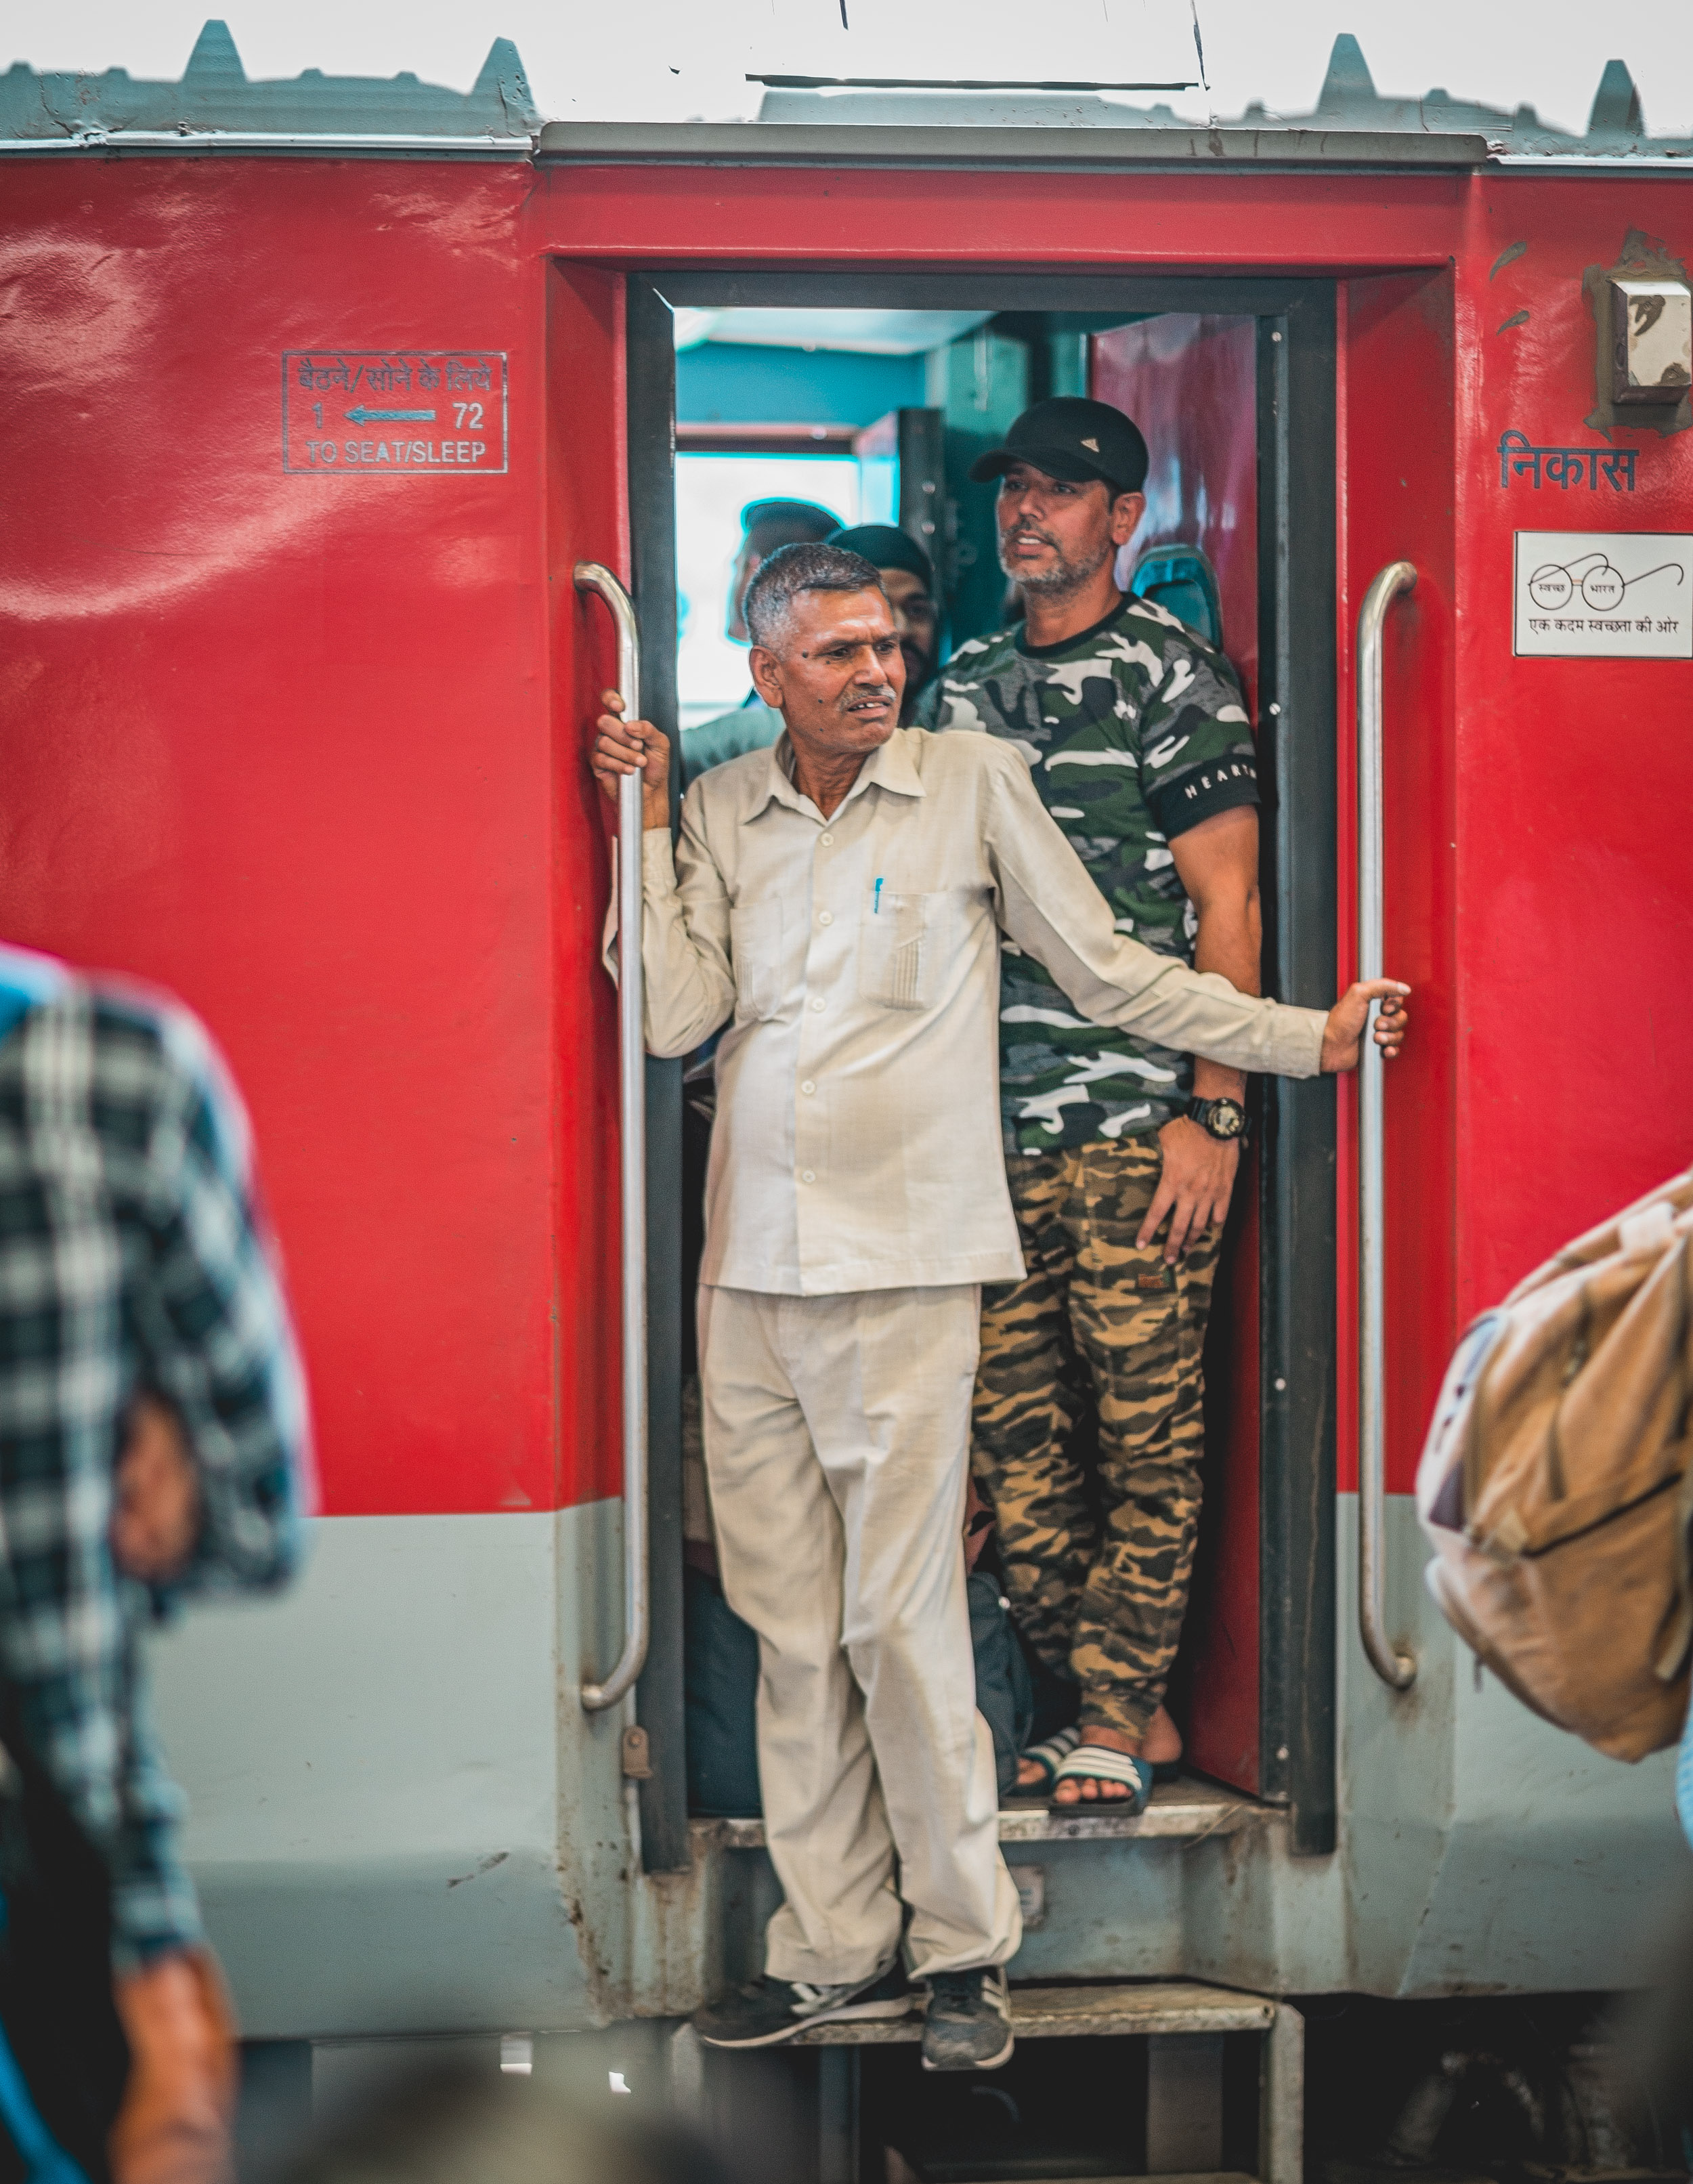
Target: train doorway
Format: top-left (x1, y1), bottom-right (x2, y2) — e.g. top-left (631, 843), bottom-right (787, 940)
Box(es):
top-left (588, 268), bottom-right (1347, 1874)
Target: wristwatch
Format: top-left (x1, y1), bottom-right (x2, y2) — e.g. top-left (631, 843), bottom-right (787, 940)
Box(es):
top-left (1185, 1096), bottom-right (1248, 1142)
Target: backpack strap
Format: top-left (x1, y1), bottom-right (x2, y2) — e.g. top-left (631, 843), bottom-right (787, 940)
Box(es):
top-left (1543, 1285), bottom-right (1595, 1504)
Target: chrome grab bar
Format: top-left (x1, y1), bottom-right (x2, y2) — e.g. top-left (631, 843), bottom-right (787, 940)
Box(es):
top-left (1357, 559), bottom-right (1417, 1693)
top-left (574, 562), bottom-right (650, 1713)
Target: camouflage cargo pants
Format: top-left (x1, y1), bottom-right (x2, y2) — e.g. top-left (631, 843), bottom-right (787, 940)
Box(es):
top-left (972, 1135), bottom-right (1218, 1744)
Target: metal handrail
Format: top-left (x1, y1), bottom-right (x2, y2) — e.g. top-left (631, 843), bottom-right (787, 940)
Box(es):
top-left (1357, 559), bottom-right (1418, 1693)
top-left (574, 562), bottom-right (650, 1713)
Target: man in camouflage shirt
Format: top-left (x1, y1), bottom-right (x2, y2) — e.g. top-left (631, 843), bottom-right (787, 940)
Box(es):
top-left (918, 398), bottom-right (1263, 1808)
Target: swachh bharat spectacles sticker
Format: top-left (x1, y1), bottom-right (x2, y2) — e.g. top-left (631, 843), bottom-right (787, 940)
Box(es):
top-left (282, 353), bottom-right (508, 475)
top-left (1514, 532), bottom-right (1690, 658)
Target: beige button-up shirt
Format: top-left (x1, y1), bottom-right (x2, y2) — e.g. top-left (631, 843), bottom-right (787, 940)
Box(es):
top-left (629, 727), bottom-right (1325, 1297)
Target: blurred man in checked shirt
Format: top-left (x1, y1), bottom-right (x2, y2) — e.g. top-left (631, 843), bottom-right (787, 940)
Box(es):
top-left (0, 941), bottom-right (311, 2184)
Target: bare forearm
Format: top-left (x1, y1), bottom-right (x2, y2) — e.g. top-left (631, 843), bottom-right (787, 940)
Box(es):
top-left (1190, 889), bottom-right (1261, 1100)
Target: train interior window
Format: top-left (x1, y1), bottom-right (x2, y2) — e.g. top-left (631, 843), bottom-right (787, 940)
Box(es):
top-left (674, 451), bottom-right (863, 729)
top-left (668, 299), bottom-right (1271, 1823)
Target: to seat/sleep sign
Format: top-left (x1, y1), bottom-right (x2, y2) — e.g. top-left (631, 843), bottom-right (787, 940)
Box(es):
top-left (282, 351), bottom-right (508, 474)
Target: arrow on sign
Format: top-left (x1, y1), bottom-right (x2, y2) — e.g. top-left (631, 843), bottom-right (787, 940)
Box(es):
top-left (345, 406), bottom-right (437, 424)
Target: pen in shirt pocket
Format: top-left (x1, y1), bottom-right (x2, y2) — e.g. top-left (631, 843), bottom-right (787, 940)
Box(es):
top-left (874, 878), bottom-right (884, 915)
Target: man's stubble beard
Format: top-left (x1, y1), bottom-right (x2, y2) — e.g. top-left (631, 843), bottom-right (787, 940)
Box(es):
top-left (998, 526), bottom-right (1115, 599)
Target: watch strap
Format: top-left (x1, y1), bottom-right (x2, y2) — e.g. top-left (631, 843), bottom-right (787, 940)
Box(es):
top-left (1185, 1095), bottom-right (1248, 1141)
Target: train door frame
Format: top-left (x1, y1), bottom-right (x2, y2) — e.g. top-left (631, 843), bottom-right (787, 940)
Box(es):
top-left (618, 267), bottom-right (1342, 1863)
top-left (626, 276), bottom-right (690, 1872)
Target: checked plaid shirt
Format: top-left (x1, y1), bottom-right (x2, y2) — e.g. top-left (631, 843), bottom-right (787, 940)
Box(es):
top-left (0, 945), bottom-right (310, 1971)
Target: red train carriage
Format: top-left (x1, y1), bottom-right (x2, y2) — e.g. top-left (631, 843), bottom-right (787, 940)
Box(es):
top-left (2, 16), bottom-right (1691, 2177)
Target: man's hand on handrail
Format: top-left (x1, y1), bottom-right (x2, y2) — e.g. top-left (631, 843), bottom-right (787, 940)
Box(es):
top-left (1321, 981), bottom-right (1411, 1073)
top-left (591, 691), bottom-right (672, 832)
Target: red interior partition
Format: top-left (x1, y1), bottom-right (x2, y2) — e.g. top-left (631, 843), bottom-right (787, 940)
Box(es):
top-left (1092, 315), bottom-right (1261, 715)
top-left (1092, 316), bottom-right (1264, 1788)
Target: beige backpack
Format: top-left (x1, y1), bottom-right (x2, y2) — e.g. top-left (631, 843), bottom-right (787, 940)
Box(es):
top-left (1416, 1168), bottom-right (1693, 1761)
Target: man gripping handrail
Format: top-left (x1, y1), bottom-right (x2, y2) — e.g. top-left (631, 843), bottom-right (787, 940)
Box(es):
top-left (591, 542), bottom-right (1408, 2075)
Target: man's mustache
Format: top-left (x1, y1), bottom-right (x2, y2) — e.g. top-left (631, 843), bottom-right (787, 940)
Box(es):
top-left (1004, 525), bottom-right (1060, 550)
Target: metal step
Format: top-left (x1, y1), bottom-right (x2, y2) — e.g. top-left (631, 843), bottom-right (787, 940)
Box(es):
top-left (704, 1778), bottom-right (1268, 1852)
top-left (799, 1982), bottom-right (1305, 2184)
top-left (791, 1979), bottom-right (1274, 2047)
top-left (966, 2175), bottom-right (1258, 2184)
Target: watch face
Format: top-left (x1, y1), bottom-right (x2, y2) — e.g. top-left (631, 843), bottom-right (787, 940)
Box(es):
top-left (1209, 1099), bottom-right (1247, 1139)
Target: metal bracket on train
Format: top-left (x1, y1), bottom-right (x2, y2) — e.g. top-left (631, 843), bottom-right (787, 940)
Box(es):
top-left (621, 1726), bottom-right (653, 1780)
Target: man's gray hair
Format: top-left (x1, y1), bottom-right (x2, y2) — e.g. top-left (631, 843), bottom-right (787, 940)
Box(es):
top-left (743, 542), bottom-right (884, 649)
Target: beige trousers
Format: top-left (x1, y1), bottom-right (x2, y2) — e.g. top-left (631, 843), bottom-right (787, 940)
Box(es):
top-left (698, 1283), bottom-right (1023, 1986)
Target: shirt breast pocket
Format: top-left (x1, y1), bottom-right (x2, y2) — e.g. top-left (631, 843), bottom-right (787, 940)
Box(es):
top-left (729, 897), bottom-right (788, 1024)
top-left (858, 890), bottom-right (952, 1012)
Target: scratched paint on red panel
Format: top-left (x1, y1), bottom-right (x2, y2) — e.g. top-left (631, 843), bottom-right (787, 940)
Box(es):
top-left (0, 159), bottom-right (618, 1519)
top-left (1457, 183), bottom-right (1693, 1337)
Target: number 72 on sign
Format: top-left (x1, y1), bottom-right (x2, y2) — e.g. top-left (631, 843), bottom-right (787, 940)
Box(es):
top-left (282, 351), bottom-right (509, 475)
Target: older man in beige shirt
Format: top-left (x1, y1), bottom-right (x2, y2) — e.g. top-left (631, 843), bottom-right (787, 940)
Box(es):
top-left (593, 541), bottom-right (1407, 2074)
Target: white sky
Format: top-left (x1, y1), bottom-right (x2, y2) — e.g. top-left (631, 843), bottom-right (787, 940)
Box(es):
top-left (5, 0), bottom-right (1692, 139)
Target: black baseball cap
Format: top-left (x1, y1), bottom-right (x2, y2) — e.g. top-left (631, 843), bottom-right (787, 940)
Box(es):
top-left (968, 397), bottom-right (1149, 496)
top-left (740, 498), bottom-right (842, 544)
top-left (826, 523), bottom-right (935, 591)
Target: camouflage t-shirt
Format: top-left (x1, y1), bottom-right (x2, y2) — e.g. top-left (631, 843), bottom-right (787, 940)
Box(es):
top-left (917, 593), bottom-right (1260, 1154)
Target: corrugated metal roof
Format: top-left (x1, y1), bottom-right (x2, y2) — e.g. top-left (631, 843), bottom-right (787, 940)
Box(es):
top-left (1, 20), bottom-right (1688, 166)
top-left (0, 17), bottom-right (537, 152)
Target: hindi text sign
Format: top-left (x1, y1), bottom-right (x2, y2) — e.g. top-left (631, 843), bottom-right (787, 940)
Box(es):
top-left (284, 351), bottom-right (508, 474)
top-left (1497, 431), bottom-right (1635, 493)
top-left (1513, 532), bottom-right (1690, 659)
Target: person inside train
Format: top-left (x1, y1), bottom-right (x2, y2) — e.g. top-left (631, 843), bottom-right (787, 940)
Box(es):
top-left (591, 542), bottom-right (1408, 2072)
top-left (674, 517), bottom-right (941, 1415)
top-left (683, 511), bottom-right (941, 786)
top-left (914, 395), bottom-right (1260, 1809)
top-left (681, 497), bottom-right (841, 786)
top-left (825, 523), bottom-right (940, 721)
top-left (0, 943), bottom-right (311, 2184)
